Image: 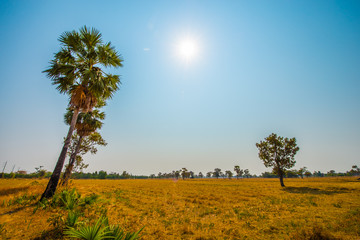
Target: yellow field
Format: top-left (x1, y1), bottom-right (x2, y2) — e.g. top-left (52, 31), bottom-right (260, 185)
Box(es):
top-left (0, 177), bottom-right (359, 239)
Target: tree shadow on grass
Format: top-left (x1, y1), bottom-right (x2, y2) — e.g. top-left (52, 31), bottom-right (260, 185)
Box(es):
top-left (282, 187), bottom-right (349, 195)
top-left (0, 204), bottom-right (36, 216)
top-left (0, 186), bottom-right (29, 196)
top-left (31, 228), bottom-right (63, 240)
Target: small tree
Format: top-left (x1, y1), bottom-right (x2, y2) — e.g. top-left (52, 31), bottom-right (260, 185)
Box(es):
top-left (98, 170), bottom-right (107, 179)
top-left (286, 169), bottom-right (298, 178)
top-left (225, 170), bottom-right (233, 179)
top-left (327, 170), bottom-right (336, 177)
top-left (244, 169), bottom-right (250, 178)
top-left (213, 168), bottom-right (222, 179)
top-left (234, 165), bottom-right (244, 179)
top-left (304, 170), bottom-right (312, 178)
top-left (256, 133), bottom-right (299, 187)
top-left (298, 167), bottom-right (307, 179)
top-left (181, 168), bottom-right (188, 180)
top-left (35, 166), bottom-right (47, 178)
top-left (198, 172), bottom-right (203, 178)
top-left (349, 165), bottom-right (360, 176)
top-left (206, 172), bottom-right (212, 178)
top-left (174, 170), bottom-right (180, 179)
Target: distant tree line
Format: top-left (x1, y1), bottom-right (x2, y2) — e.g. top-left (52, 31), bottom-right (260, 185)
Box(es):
top-left (0, 165), bottom-right (358, 180)
top-left (150, 165), bottom-right (360, 180)
top-left (260, 165), bottom-right (360, 178)
top-left (149, 167), bottom-right (253, 180)
top-left (1, 164), bottom-right (358, 180)
top-left (0, 166), bottom-right (147, 180)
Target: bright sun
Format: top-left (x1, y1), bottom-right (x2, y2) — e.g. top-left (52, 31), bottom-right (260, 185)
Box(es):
top-left (176, 38), bottom-right (198, 61)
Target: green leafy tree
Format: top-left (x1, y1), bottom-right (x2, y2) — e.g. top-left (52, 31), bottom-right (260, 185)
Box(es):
top-left (174, 170), bottom-right (180, 179)
top-left (121, 171), bottom-right (131, 179)
top-left (35, 166), bottom-right (47, 178)
top-left (261, 171), bottom-right (278, 178)
top-left (213, 168), bottom-right (222, 179)
top-left (256, 133), bottom-right (299, 187)
top-left (244, 169), bottom-right (250, 178)
top-left (298, 167), bottom-right (307, 179)
top-left (304, 170), bottom-right (312, 178)
top-left (41, 26), bottom-right (122, 199)
top-left (349, 165), bottom-right (360, 176)
top-left (60, 107), bottom-right (106, 186)
top-left (181, 168), bottom-right (188, 180)
top-left (206, 172), bottom-right (212, 178)
top-left (225, 170), bottom-right (233, 179)
top-left (286, 169), bottom-right (299, 178)
top-left (234, 165), bottom-right (244, 179)
top-left (198, 172), bottom-right (203, 178)
top-left (98, 170), bottom-right (107, 179)
top-left (327, 170), bottom-right (336, 177)
top-left (313, 171), bottom-right (324, 177)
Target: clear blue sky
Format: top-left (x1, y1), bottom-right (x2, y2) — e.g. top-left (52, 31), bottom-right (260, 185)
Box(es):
top-left (0, 0), bottom-right (359, 175)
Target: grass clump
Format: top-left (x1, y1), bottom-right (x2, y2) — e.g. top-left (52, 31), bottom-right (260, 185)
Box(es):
top-left (3, 193), bottom-right (39, 207)
top-left (290, 226), bottom-right (340, 240)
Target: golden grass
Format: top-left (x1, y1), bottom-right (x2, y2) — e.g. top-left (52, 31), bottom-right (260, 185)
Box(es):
top-left (0, 177), bottom-right (359, 239)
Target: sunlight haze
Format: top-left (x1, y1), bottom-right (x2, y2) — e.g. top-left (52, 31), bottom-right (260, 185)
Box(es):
top-left (0, 0), bottom-right (359, 176)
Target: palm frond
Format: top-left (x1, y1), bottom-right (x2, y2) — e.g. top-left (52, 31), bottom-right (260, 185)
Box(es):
top-left (58, 30), bottom-right (82, 52)
top-left (101, 74), bottom-right (121, 99)
top-left (97, 42), bottom-right (123, 67)
top-left (54, 47), bottom-right (75, 64)
top-left (64, 217), bottom-right (110, 240)
top-left (80, 26), bottom-right (102, 50)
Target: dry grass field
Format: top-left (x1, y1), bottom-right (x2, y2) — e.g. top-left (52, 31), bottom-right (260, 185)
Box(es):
top-left (0, 177), bottom-right (359, 239)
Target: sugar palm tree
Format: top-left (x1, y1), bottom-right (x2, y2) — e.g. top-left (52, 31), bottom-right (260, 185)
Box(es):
top-left (60, 108), bottom-right (105, 186)
top-left (41, 26), bottom-right (122, 199)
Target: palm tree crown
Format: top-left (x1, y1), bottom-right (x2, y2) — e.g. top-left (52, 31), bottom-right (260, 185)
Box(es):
top-left (44, 26), bottom-right (123, 112)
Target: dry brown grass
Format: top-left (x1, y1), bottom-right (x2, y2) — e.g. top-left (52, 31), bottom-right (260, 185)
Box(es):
top-left (0, 177), bottom-right (359, 239)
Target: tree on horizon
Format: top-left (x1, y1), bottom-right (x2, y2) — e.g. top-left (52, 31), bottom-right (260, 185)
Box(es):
top-left (234, 165), bottom-right (244, 179)
top-left (213, 168), bottom-right (222, 179)
top-left (256, 133), bottom-right (299, 187)
top-left (225, 170), bottom-right (233, 179)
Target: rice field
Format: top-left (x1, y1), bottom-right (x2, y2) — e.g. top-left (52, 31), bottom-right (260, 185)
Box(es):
top-left (0, 177), bottom-right (359, 239)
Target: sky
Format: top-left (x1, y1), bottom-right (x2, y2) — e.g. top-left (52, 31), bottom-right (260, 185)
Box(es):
top-left (0, 0), bottom-right (359, 176)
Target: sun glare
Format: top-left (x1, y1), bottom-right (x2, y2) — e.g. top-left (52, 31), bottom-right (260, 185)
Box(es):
top-left (176, 38), bottom-right (198, 61)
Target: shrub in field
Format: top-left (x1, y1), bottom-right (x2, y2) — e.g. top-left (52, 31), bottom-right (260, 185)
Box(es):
top-left (34, 188), bottom-right (98, 213)
top-left (65, 211), bottom-right (83, 228)
top-left (60, 189), bottom-right (81, 210)
top-left (5, 193), bottom-right (39, 207)
top-left (64, 216), bottom-right (143, 240)
top-left (79, 193), bottom-right (99, 206)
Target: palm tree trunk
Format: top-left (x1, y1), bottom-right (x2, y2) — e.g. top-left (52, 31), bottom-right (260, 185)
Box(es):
top-left (41, 108), bottom-right (80, 200)
top-left (60, 135), bottom-right (83, 186)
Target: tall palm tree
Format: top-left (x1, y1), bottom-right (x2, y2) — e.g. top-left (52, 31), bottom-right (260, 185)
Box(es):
top-left (41, 26), bottom-right (122, 199)
top-left (60, 108), bottom-right (105, 186)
